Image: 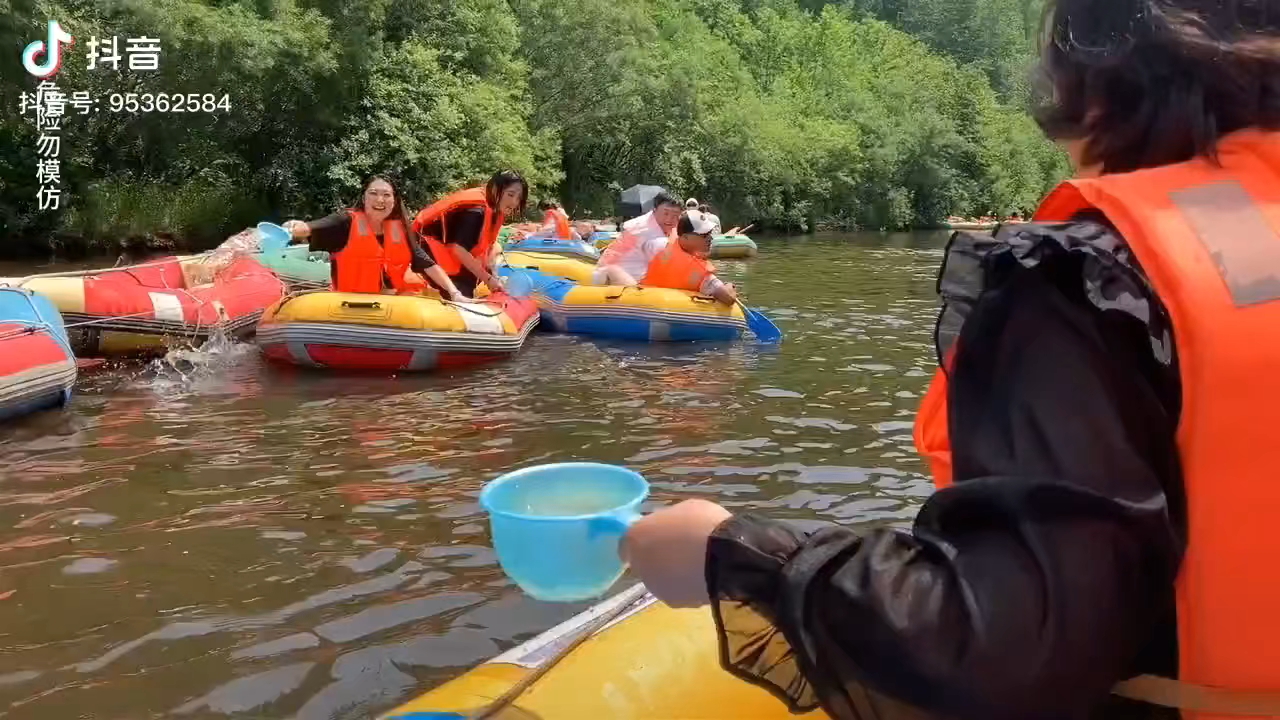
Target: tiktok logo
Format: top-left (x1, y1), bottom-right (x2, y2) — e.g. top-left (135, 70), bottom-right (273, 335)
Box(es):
top-left (22, 20), bottom-right (74, 79)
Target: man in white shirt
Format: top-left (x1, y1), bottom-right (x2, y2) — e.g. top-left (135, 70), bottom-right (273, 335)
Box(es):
top-left (592, 192), bottom-right (682, 285)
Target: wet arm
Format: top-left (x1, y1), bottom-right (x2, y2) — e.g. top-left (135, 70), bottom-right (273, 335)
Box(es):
top-left (701, 274), bottom-right (737, 305)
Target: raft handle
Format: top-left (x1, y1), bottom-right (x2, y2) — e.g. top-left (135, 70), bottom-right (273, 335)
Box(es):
top-left (341, 300), bottom-right (382, 310)
top-left (691, 295), bottom-right (717, 304)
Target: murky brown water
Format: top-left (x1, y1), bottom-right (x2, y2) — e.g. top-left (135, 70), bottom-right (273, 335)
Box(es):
top-left (0, 232), bottom-right (947, 720)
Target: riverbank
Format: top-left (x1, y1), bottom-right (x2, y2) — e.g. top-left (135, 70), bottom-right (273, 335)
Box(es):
top-left (1, 0), bottom-right (1063, 260)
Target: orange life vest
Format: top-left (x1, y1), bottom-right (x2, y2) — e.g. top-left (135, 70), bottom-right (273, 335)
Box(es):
top-left (642, 242), bottom-right (714, 292)
top-left (913, 129), bottom-right (1280, 717)
top-left (413, 187), bottom-right (500, 277)
top-left (332, 212), bottom-right (419, 294)
top-left (543, 208), bottom-right (571, 240)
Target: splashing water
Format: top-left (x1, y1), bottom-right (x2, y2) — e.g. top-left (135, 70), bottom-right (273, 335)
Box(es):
top-left (146, 331), bottom-right (259, 389)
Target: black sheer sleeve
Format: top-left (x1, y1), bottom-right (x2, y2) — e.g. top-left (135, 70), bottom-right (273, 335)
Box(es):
top-left (704, 221), bottom-right (1185, 720)
top-left (305, 212), bottom-right (352, 253)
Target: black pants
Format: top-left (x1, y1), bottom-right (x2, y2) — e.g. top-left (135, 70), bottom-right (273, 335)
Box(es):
top-left (452, 272), bottom-right (479, 297)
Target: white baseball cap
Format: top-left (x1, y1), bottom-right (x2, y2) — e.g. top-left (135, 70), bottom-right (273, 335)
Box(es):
top-left (685, 198), bottom-right (699, 209)
top-left (678, 210), bottom-right (718, 235)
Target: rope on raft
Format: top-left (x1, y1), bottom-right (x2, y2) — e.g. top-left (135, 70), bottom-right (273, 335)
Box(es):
top-left (0, 308), bottom-right (213, 345)
top-left (0, 251), bottom-right (278, 347)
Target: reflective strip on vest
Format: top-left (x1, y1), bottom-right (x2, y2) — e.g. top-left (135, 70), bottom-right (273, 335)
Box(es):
top-left (1169, 181), bottom-right (1280, 307)
top-left (918, 130), bottom-right (1280, 716)
top-left (1036, 131), bottom-right (1280, 717)
top-left (334, 212), bottom-right (411, 294)
top-left (1115, 674), bottom-right (1280, 716)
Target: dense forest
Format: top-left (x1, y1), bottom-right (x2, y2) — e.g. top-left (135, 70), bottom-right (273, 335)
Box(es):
top-left (0, 0), bottom-right (1066, 256)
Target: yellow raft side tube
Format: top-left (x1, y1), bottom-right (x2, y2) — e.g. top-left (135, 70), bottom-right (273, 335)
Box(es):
top-left (261, 291), bottom-right (520, 336)
top-left (6, 276), bottom-right (88, 314)
top-left (502, 251), bottom-right (597, 285)
top-left (382, 589), bottom-right (829, 720)
top-left (0, 276), bottom-right (167, 354)
top-left (558, 285), bottom-right (744, 319)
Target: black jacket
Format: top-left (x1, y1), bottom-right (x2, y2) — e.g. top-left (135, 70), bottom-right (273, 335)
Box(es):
top-left (704, 220), bottom-right (1186, 720)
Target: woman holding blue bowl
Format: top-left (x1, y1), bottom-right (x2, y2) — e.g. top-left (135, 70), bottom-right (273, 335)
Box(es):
top-left (282, 175), bottom-right (470, 300)
top-left (625, 0), bottom-right (1280, 718)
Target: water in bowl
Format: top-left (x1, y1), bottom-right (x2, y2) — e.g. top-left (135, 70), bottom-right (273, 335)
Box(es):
top-left (518, 488), bottom-right (631, 517)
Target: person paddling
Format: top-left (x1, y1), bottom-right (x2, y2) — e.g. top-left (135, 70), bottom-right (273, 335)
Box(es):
top-left (413, 170), bottom-right (528, 298)
top-left (281, 175), bottom-right (468, 300)
top-left (641, 210), bottom-right (737, 305)
top-left (623, 1), bottom-right (1280, 718)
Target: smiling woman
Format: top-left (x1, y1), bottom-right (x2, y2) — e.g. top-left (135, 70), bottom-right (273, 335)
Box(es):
top-left (280, 175), bottom-right (468, 301)
top-left (412, 171), bottom-right (531, 299)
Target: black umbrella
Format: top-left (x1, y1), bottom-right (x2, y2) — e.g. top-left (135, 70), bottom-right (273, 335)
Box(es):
top-left (618, 184), bottom-right (667, 220)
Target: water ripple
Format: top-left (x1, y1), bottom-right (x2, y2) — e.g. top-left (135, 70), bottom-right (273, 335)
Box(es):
top-left (0, 233), bottom-right (946, 719)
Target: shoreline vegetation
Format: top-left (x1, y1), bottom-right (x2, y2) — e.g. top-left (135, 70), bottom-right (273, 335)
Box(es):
top-left (1, 0), bottom-right (1063, 260)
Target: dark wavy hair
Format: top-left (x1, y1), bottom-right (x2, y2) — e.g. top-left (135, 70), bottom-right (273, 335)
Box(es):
top-left (485, 170), bottom-right (529, 214)
top-left (1034, 0), bottom-right (1280, 174)
top-left (349, 174), bottom-right (415, 234)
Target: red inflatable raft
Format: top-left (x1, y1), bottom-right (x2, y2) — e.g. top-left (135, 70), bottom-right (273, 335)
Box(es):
top-left (3, 254), bottom-right (286, 356)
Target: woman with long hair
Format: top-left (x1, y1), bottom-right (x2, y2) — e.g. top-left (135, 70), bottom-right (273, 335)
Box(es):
top-left (624, 1), bottom-right (1280, 718)
top-left (412, 170), bottom-right (529, 297)
top-left (282, 175), bottom-right (468, 300)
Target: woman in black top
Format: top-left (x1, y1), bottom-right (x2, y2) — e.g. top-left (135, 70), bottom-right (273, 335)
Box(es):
top-left (414, 205), bottom-right (491, 297)
top-left (620, 1), bottom-right (1280, 718)
top-left (282, 176), bottom-right (469, 300)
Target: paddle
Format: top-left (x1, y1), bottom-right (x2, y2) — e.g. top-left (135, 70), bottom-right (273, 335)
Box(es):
top-left (256, 222), bottom-right (293, 253)
top-left (737, 298), bottom-right (782, 343)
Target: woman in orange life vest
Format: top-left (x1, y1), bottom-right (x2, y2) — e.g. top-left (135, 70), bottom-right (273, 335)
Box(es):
top-left (280, 175), bottom-right (469, 301)
top-left (641, 210), bottom-right (738, 305)
top-left (412, 170), bottom-right (528, 298)
top-left (537, 200), bottom-right (578, 240)
top-left (622, 1), bottom-right (1280, 719)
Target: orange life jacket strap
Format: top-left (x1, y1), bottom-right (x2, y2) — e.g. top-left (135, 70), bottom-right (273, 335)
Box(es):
top-left (1115, 675), bottom-right (1280, 716)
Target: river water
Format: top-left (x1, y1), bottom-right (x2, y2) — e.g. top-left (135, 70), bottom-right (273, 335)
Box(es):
top-left (0, 232), bottom-right (947, 720)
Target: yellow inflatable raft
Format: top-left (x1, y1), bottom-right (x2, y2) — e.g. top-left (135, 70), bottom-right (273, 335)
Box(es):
top-left (536, 283), bottom-right (746, 342)
top-left (500, 251), bottom-right (597, 285)
top-left (382, 585), bottom-right (828, 719)
top-left (256, 290), bottom-right (540, 372)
